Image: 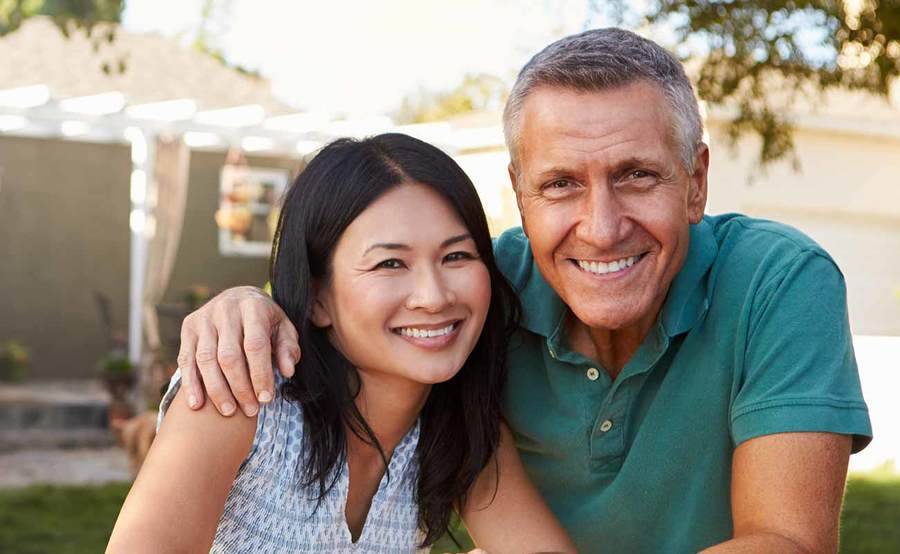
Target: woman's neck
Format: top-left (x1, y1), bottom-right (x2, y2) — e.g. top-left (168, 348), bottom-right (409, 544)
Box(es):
top-left (349, 372), bottom-right (429, 455)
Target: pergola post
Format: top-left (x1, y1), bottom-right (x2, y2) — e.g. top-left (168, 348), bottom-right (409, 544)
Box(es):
top-left (127, 127), bottom-right (157, 366)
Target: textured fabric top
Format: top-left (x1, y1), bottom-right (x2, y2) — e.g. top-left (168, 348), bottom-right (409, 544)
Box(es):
top-left (159, 370), bottom-right (427, 553)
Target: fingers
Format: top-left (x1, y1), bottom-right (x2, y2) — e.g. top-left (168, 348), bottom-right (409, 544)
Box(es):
top-left (176, 285), bottom-right (287, 417)
top-left (176, 324), bottom-right (203, 410)
top-left (217, 316), bottom-right (259, 417)
top-left (242, 305), bottom-right (274, 404)
top-left (194, 319), bottom-right (238, 417)
top-left (273, 315), bottom-right (300, 379)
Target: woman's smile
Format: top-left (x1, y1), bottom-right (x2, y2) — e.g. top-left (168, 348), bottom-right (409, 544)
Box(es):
top-left (391, 319), bottom-right (463, 350)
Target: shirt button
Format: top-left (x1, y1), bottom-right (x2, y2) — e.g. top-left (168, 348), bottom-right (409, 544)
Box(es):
top-left (586, 367), bottom-right (600, 381)
top-left (599, 419), bottom-right (614, 433)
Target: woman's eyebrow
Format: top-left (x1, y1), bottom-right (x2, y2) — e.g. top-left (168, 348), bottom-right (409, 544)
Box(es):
top-left (363, 242), bottom-right (410, 256)
top-left (362, 233), bottom-right (472, 256)
top-left (441, 233), bottom-right (472, 248)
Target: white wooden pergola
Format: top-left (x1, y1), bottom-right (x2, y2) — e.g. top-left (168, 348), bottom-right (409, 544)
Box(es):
top-left (0, 84), bottom-right (505, 366)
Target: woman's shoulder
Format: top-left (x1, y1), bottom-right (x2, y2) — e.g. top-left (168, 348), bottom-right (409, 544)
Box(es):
top-left (156, 375), bottom-right (257, 451)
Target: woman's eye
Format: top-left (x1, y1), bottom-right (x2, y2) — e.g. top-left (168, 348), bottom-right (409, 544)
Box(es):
top-left (444, 251), bottom-right (476, 263)
top-left (375, 259), bottom-right (405, 269)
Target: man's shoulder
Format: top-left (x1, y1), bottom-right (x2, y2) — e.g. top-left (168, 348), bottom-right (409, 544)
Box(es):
top-left (492, 226), bottom-right (534, 292)
top-left (706, 213), bottom-right (838, 279)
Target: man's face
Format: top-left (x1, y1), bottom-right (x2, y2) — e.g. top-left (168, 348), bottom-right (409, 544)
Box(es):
top-left (510, 82), bottom-right (709, 334)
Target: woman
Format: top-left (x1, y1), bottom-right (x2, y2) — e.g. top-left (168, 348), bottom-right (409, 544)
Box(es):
top-left (108, 134), bottom-right (575, 553)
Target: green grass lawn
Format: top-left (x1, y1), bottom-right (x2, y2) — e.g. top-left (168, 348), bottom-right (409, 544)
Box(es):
top-left (839, 470), bottom-right (900, 553)
top-left (0, 472), bottom-right (897, 553)
top-left (0, 482), bottom-right (129, 554)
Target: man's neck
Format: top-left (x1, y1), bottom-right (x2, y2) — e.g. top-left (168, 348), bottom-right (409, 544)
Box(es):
top-left (565, 310), bottom-right (660, 380)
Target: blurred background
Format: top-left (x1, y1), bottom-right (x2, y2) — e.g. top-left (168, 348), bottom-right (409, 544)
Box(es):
top-left (0, 0), bottom-right (898, 552)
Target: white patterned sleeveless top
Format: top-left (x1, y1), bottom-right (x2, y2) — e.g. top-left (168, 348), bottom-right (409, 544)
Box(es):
top-left (159, 370), bottom-right (428, 553)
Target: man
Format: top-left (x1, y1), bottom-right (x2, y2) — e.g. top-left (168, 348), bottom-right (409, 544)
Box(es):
top-left (176, 29), bottom-right (871, 552)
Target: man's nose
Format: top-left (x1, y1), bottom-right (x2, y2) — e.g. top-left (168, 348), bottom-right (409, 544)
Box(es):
top-left (405, 266), bottom-right (455, 312)
top-left (575, 184), bottom-right (625, 248)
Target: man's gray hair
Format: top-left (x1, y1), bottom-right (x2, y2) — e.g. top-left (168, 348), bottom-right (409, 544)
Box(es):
top-left (503, 28), bottom-right (703, 173)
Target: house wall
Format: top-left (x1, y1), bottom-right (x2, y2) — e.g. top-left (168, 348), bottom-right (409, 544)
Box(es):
top-left (0, 136), bottom-right (131, 380)
top-left (706, 122), bottom-right (900, 336)
top-left (0, 136), bottom-right (300, 379)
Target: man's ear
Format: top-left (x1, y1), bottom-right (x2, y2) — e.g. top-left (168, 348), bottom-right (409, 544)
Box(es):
top-left (687, 143), bottom-right (710, 224)
top-left (309, 281), bottom-right (332, 328)
top-left (508, 162), bottom-right (528, 236)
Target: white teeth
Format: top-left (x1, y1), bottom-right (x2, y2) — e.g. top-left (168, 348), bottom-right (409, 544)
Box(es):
top-left (577, 255), bottom-right (639, 275)
top-left (397, 323), bottom-right (456, 338)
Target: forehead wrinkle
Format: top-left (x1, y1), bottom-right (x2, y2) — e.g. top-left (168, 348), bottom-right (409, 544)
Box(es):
top-left (531, 134), bottom-right (654, 180)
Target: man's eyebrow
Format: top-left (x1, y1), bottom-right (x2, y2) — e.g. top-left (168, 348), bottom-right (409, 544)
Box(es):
top-left (533, 167), bottom-right (574, 181)
top-left (531, 157), bottom-right (666, 181)
top-left (609, 156), bottom-right (665, 174)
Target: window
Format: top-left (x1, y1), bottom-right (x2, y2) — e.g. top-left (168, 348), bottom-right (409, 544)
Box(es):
top-left (216, 165), bottom-right (289, 257)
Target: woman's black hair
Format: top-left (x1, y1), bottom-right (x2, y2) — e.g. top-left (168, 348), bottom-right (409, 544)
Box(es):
top-left (269, 133), bottom-right (520, 546)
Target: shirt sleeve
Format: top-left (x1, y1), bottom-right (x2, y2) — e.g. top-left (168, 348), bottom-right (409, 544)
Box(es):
top-left (156, 368), bottom-right (293, 460)
top-left (156, 368), bottom-right (182, 432)
top-left (731, 250), bottom-right (872, 452)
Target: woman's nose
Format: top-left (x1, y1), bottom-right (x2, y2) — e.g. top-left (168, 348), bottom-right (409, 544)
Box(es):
top-left (405, 267), bottom-right (455, 312)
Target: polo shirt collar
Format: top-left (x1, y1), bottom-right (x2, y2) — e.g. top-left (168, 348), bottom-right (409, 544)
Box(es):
top-left (660, 217), bottom-right (717, 337)
top-left (519, 260), bottom-right (567, 339)
top-left (517, 217), bottom-right (717, 340)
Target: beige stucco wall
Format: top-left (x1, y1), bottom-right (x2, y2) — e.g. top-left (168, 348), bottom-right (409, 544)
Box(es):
top-left (706, 121), bottom-right (900, 336)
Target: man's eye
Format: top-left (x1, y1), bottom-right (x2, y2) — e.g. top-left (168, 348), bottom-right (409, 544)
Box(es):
top-left (627, 170), bottom-right (653, 180)
top-left (547, 179), bottom-right (571, 189)
top-left (375, 259), bottom-right (404, 269)
top-left (444, 251), bottom-right (476, 263)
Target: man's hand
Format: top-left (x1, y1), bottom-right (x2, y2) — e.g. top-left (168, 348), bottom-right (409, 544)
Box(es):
top-left (177, 286), bottom-right (300, 417)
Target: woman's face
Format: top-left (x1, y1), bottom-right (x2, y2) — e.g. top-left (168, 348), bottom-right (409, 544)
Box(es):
top-left (312, 182), bottom-right (491, 393)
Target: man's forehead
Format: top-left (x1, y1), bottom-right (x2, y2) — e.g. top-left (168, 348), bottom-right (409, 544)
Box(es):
top-left (517, 84), bottom-right (677, 171)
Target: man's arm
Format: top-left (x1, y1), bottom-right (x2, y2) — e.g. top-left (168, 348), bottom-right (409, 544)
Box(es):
top-left (702, 432), bottom-right (851, 553)
top-left (107, 387), bottom-right (257, 553)
top-left (177, 286), bottom-right (300, 416)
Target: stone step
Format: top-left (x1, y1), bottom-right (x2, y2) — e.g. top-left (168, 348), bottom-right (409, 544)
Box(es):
top-left (0, 428), bottom-right (115, 451)
top-left (0, 379), bottom-right (115, 450)
top-left (0, 399), bottom-right (108, 431)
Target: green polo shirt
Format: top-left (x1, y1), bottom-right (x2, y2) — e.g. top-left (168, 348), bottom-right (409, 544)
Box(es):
top-left (494, 213), bottom-right (872, 553)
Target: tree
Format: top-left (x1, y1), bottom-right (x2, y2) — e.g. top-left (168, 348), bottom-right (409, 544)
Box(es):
top-left (395, 73), bottom-right (509, 125)
top-left (0, 0), bottom-right (123, 37)
top-left (599, 0), bottom-right (900, 165)
top-left (1, 0), bottom-right (125, 72)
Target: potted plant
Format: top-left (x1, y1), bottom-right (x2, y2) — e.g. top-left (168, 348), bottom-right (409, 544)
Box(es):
top-left (0, 340), bottom-right (29, 382)
top-left (184, 284), bottom-right (212, 311)
top-left (98, 349), bottom-right (135, 422)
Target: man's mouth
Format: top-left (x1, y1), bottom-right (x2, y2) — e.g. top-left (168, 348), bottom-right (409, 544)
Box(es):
top-left (573, 253), bottom-right (646, 276)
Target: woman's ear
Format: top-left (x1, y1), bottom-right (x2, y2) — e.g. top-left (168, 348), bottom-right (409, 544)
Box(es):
top-left (309, 280), bottom-right (333, 328)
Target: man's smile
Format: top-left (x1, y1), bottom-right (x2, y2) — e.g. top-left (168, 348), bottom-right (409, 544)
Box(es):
top-left (572, 252), bottom-right (649, 276)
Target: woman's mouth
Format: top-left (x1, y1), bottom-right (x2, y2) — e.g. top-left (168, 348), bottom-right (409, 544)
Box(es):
top-left (391, 321), bottom-right (462, 348)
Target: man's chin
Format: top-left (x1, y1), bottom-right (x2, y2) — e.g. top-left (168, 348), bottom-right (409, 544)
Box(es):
top-left (568, 303), bottom-right (647, 333)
